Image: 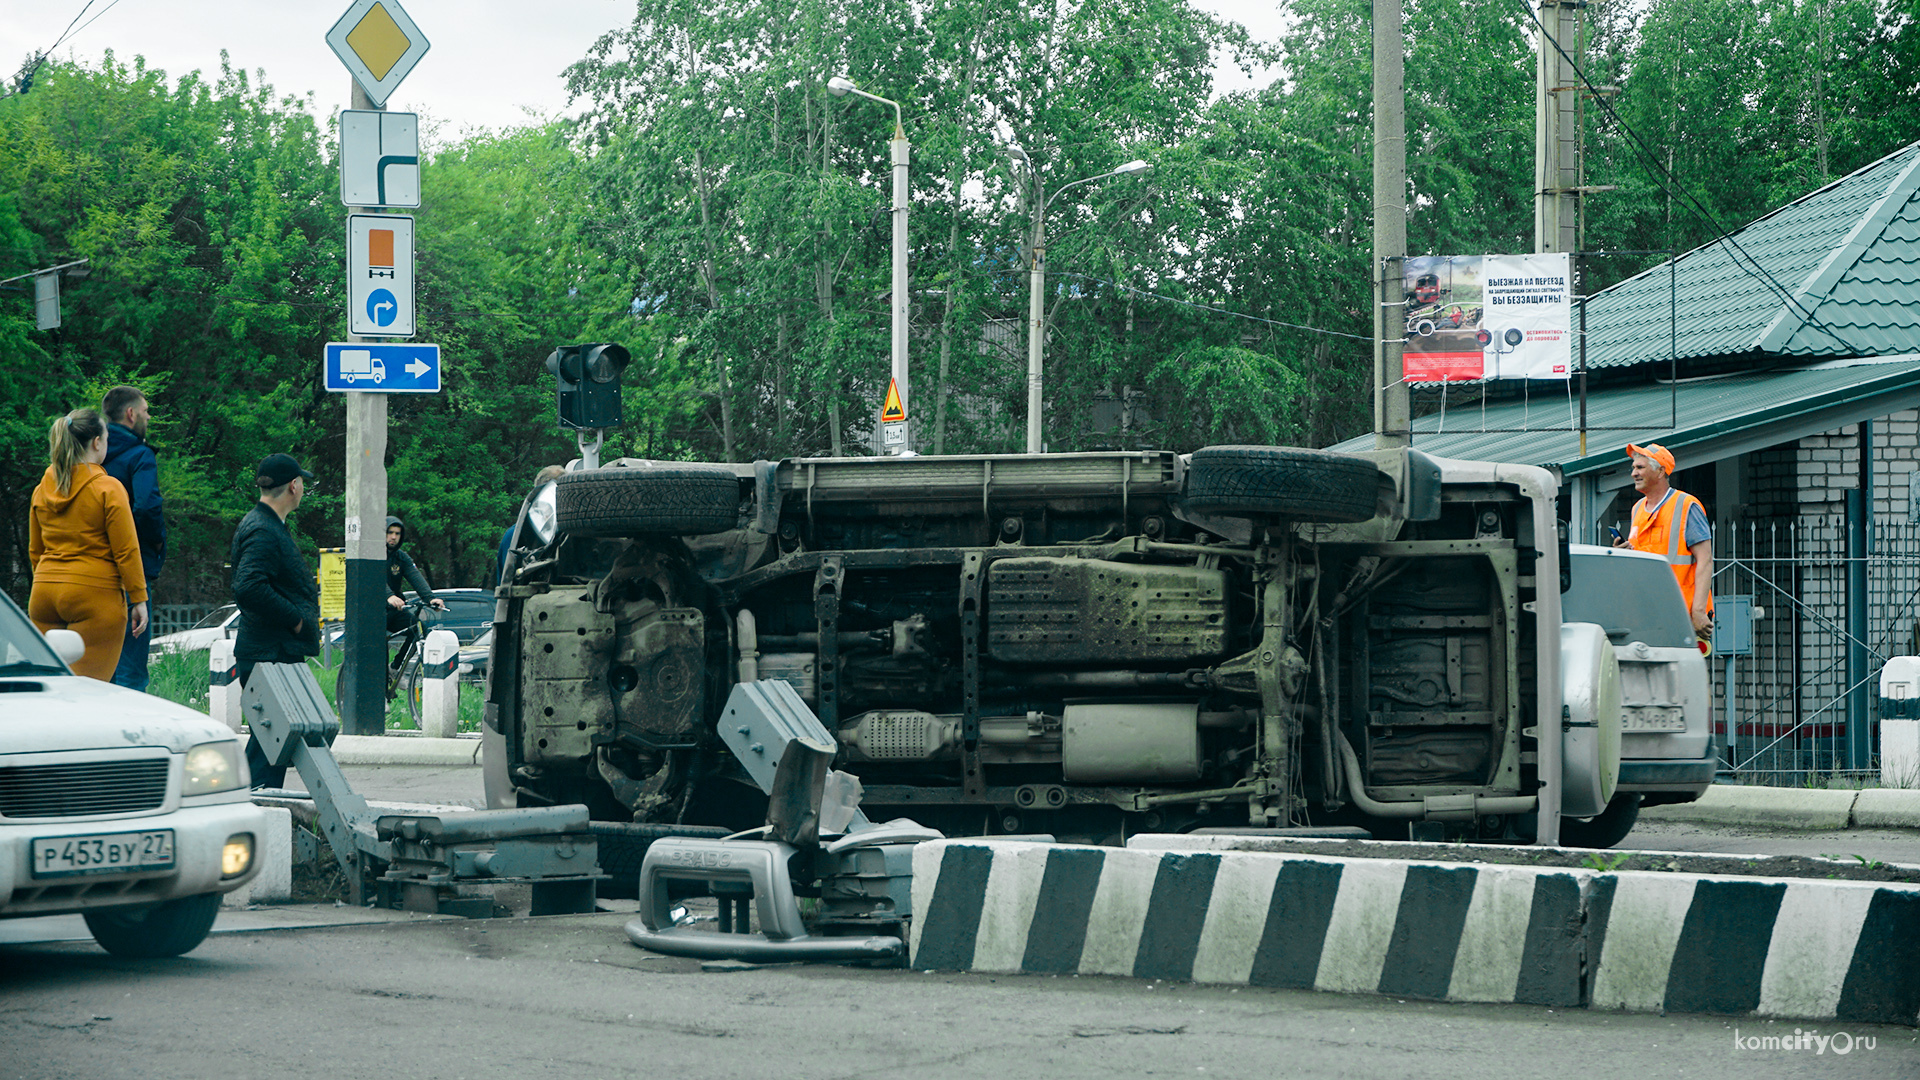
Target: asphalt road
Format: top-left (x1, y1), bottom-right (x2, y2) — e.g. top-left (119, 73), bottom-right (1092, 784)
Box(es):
top-left (4, 910), bottom-right (1916, 1080)
top-left (7, 765), bottom-right (1919, 1078)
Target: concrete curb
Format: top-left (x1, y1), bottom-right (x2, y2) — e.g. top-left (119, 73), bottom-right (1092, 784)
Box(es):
top-left (1642, 785), bottom-right (1859, 829)
top-left (326, 734), bottom-right (482, 767)
top-left (1854, 789), bottom-right (1920, 829)
top-left (908, 838), bottom-right (1920, 1025)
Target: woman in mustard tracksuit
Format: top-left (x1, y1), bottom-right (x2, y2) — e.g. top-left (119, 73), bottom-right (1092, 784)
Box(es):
top-left (29, 408), bottom-right (149, 681)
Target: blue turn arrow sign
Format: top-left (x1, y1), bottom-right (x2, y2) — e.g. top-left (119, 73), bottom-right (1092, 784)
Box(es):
top-left (324, 342), bottom-right (441, 393)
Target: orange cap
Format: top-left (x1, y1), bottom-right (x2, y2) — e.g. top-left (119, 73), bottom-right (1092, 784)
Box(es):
top-left (1626, 442), bottom-right (1675, 474)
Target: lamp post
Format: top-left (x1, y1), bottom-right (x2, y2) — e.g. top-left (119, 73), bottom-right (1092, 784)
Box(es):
top-left (1008, 154), bottom-right (1151, 453)
top-left (827, 76), bottom-right (912, 453)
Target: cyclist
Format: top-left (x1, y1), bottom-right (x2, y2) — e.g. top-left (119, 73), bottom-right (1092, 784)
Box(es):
top-left (385, 516), bottom-right (444, 695)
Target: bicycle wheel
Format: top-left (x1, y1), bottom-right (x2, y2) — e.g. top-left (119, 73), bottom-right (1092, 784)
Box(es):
top-left (399, 651), bottom-right (425, 725)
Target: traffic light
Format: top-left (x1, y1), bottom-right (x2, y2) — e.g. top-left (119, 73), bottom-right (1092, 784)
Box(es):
top-left (546, 343), bottom-right (630, 429)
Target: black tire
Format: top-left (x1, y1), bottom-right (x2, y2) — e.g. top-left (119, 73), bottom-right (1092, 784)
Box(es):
top-left (1414, 319), bottom-right (1435, 337)
top-left (1559, 792), bottom-right (1642, 849)
top-left (1184, 446), bottom-right (1381, 524)
top-left (554, 465), bottom-right (741, 538)
top-left (83, 892), bottom-right (223, 958)
top-left (589, 822), bottom-right (731, 899)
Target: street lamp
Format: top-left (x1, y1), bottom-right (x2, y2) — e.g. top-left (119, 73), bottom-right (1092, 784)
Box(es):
top-left (827, 75), bottom-right (912, 454)
top-left (1006, 152), bottom-right (1151, 453)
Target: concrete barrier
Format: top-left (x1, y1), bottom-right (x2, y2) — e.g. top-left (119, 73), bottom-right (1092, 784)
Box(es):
top-left (909, 838), bottom-right (1920, 1025)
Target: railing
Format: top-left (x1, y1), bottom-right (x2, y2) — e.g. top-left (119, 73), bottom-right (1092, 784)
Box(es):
top-left (1713, 517), bottom-right (1920, 785)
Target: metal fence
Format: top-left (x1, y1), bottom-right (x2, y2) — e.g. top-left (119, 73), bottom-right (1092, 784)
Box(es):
top-left (1712, 517), bottom-right (1920, 785)
top-left (151, 604), bottom-right (219, 639)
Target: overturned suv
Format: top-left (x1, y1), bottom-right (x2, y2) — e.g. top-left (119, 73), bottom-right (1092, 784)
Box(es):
top-left (485, 446), bottom-right (1627, 845)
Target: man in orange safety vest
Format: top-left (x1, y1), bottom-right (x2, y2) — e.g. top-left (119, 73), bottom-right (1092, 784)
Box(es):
top-left (1615, 442), bottom-right (1714, 646)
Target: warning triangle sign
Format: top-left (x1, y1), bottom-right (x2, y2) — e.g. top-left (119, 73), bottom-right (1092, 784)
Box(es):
top-left (881, 378), bottom-right (906, 422)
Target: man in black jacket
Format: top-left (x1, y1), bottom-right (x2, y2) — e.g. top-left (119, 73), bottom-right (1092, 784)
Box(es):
top-left (231, 453), bottom-right (320, 789)
top-left (101, 386), bottom-right (166, 691)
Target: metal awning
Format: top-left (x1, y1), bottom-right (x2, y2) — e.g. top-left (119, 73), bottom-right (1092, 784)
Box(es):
top-left (1329, 355), bottom-right (1920, 493)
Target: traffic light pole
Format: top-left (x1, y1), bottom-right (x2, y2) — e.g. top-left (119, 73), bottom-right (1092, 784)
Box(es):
top-left (341, 79), bottom-right (390, 736)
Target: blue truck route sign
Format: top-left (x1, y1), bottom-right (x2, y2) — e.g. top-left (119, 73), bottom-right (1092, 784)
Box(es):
top-left (324, 342), bottom-right (441, 393)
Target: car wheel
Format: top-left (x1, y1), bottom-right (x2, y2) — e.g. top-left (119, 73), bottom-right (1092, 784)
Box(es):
top-left (1558, 792), bottom-right (1642, 849)
top-left (1414, 319), bottom-right (1435, 337)
top-left (83, 892), bottom-right (223, 958)
top-left (1184, 446), bottom-right (1381, 523)
top-left (554, 465), bottom-right (741, 537)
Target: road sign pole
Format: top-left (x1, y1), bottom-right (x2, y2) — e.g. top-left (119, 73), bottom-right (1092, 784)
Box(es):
top-left (342, 78), bottom-right (390, 736)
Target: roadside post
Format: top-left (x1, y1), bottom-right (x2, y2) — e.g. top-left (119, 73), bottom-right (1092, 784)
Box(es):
top-left (208, 638), bottom-right (241, 732)
top-left (419, 629), bottom-right (460, 737)
top-left (325, 0), bottom-right (431, 735)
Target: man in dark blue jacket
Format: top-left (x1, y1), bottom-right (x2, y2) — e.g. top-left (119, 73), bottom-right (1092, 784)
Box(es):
top-left (231, 453), bottom-right (321, 788)
top-left (101, 385), bottom-right (167, 692)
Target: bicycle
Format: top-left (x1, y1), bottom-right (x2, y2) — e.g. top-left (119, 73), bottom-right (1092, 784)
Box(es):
top-left (331, 597), bottom-right (435, 724)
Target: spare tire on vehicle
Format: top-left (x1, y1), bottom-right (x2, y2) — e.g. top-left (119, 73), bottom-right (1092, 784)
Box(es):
top-left (1184, 446), bottom-right (1381, 524)
top-left (555, 464), bottom-right (742, 537)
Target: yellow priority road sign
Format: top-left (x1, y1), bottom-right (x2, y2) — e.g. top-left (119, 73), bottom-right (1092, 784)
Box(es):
top-left (326, 0), bottom-right (431, 108)
top-left (881, 378), bottom-right (907, 422)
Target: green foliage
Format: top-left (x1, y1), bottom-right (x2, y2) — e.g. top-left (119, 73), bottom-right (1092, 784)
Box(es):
top-left (7, 0), bottom-right (1918, 612)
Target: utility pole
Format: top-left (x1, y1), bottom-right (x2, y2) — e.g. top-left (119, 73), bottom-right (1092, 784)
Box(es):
top-left (341, 79), bottom-right (390, 736)
top-left (1534, 0), bottom-right (1583, 254)
top-left (1373, 0), bottom-right (1409, 449)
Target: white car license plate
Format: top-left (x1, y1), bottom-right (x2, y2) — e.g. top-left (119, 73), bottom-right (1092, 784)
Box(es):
top-left (1621, 707), bottom-right (1687, 732)
top-left (30, 830), bottom-right (175, 878)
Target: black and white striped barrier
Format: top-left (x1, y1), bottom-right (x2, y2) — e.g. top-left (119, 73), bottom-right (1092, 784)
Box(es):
top-left (908, 839), bottom-right (1920, 1025)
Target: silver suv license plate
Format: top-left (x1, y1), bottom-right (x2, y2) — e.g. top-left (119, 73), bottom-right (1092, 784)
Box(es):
top-left (31, 830), bottom-right (175, 878)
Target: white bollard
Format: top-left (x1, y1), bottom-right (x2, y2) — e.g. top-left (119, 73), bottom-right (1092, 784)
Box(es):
top-left (420, 629), bottom-right (461, 738)
top-left (208, 638), bottom-right (242, 732)
top-left (1878, 658), bottom-right (1920, 788)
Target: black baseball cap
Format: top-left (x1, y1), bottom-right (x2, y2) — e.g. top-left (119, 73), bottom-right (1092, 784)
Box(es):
top-left (256, 453), bottom-right (314, 487)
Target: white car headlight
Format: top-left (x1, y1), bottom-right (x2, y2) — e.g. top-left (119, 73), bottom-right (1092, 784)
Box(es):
top-left (527, 482), bottom-right (559, 546)
top-left (184, 740), bottom-right (246, 796)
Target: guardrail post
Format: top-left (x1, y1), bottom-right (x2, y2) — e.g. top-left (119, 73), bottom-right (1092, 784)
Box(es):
top-left (420, 629), bottom-right (461, 738)
top-left (208, 638), bottom-right (242, 732)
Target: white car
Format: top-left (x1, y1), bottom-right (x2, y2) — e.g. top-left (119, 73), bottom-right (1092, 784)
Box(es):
top-left (1559, 543), bottom-right (1717, 846)
top-left (151, 603), bottom-right (239, 656)
top-left (1, 593), bottom-right (271, 956)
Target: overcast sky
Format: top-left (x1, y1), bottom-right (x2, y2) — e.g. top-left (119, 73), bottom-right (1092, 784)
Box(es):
top-left (5, 0), bottom-right (1285, 138)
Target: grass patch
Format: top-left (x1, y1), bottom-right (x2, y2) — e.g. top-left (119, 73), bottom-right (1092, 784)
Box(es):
top-left (147, 647), bottom-right (482, 733)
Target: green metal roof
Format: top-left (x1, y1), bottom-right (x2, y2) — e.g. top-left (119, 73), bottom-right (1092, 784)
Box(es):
top-left (1329, 356), bottom-right (1920, 485)
top-left (1584, 140), bottom-right (1920, 369)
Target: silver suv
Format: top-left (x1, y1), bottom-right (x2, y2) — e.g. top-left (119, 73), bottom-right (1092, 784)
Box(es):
top-left (485, 446), bottom-right (1624, 845)
top-left (1559, 544), bottom-right (1715, 845)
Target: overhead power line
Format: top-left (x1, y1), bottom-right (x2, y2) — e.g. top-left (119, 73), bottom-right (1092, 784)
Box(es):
top-left (1516, 0), bottom-right (1868, 357)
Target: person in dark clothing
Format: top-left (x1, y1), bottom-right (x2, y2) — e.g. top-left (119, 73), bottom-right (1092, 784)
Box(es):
top-left (100, 386), bottom-right (166, 692)
top-left (384, 516), bottom-right (444, 691)
top-left (231, 453), bottom-right (320, 789)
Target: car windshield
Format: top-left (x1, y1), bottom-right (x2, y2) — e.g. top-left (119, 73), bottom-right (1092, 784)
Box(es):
top-left (0, 595), bottom-right (68, 675)
top-left (190, 604), bottom-right (238, 630)
top-left (1563, 550), bottom-right (1698, 649)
